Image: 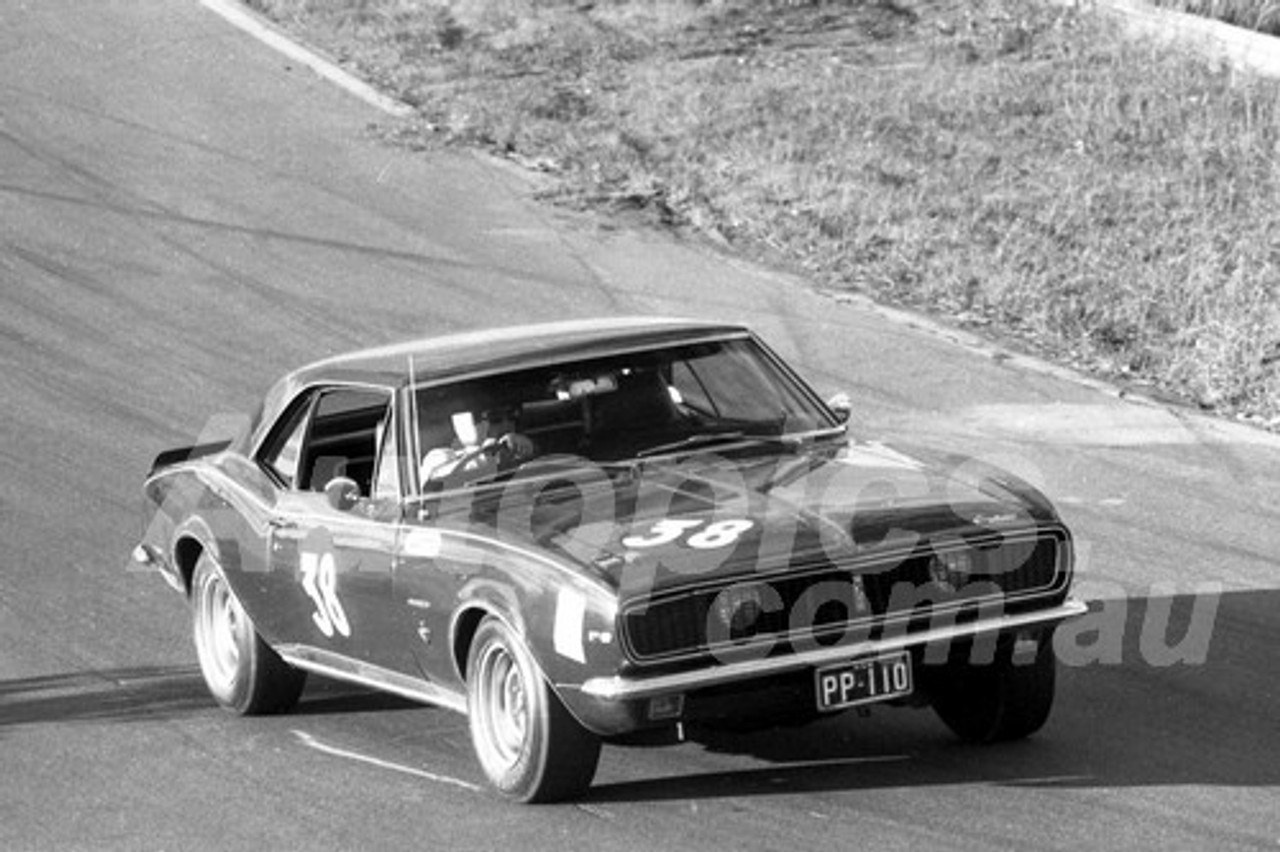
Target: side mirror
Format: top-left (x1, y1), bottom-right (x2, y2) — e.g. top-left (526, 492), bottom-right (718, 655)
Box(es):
top-left (826, 392), bottom-right (852, 424)
top-left (324, 476), bottom-right (361, 512)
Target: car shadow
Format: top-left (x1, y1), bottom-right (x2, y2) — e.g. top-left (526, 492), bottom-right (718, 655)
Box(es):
top-left (584, 589), bottom-right (1279, 802)
top-left (291, 680), bottom-right (423, 715)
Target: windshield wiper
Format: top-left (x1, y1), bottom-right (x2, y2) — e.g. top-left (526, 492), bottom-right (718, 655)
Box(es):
top-left (635, 431), bottom-right (781, 459)
top-left (635, 423), bottom-right (849, 461)
top-left (460, 457), bottom-right (641, 490)
top-left (637, 418), bottom-right (855, 460)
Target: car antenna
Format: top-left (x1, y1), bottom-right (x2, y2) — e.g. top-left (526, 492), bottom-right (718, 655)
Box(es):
top-left (408, 353), bottom-right (422, 495)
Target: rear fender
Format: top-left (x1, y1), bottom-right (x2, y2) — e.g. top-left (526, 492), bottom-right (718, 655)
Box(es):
top-left (140, 460), bottom-right (277, 633)
top-left (171, 515), bottom-right (222, 592)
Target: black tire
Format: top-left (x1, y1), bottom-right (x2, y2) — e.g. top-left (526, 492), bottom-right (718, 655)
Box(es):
top-left (926, 633), bottom-right (1056, 744)
top-left (191, 552), bottom-right (306, 715)
top-left (465, 617), bottom-right (600, 802)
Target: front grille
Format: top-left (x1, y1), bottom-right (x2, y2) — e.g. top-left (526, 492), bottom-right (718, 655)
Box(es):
top-left (621, 531), bottom-right (1065, 662)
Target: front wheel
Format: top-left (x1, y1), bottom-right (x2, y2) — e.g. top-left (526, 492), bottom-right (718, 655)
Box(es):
top-left (925, 632), bottom-right (1057, 744)
top-left (191, 552), bottom-right (305, 715)
top-left (466, 617), bottom-right (600, 802)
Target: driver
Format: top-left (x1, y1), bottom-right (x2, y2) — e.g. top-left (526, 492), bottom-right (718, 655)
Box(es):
top-left (419, 404), bottom-right (535, 485)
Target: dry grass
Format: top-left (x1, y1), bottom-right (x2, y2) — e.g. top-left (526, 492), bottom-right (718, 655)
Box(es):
top-left (248, 0), bottom-right (1280, 426)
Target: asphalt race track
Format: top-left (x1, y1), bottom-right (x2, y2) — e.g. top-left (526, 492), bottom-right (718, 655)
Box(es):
top-left (2, 3), bottom-right (1278, 850)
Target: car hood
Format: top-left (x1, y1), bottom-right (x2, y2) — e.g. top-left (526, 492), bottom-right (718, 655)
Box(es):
top-left (475, 439), bottom-right (1060, 600)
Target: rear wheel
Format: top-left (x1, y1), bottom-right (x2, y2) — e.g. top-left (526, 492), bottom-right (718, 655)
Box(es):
top-left (926, 632), bottom-right (1056, 744)
top-left (466, 617), bottom-right (600, 802)
top-left (191, 552), bottom-right (306, 715)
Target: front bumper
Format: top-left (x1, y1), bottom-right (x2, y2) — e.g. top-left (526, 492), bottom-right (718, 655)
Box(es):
top-left (576, 598), bottom-right (1087, 703)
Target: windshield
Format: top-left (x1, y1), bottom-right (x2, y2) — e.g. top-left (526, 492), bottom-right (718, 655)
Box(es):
top-left (410, 337), bottom-right (837, 492)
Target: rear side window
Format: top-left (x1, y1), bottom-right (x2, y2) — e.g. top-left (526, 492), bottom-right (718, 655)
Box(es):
top-left (299, 388), bottom-right (391, 496)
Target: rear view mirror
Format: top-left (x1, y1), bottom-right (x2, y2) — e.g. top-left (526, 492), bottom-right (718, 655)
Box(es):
top-left (325, 476), bottom-right (361, 512)
top-left (550, 372), bottom-right (619, 401)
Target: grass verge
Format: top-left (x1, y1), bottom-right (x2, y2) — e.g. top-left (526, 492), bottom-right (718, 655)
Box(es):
top-left (247, 0), bottom-right (1280, 427)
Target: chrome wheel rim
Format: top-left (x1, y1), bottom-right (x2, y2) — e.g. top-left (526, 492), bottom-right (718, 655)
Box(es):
top-left (472, 639), bottom-right (530, 775)
top-left (195, 567), bottom-right (243, 698)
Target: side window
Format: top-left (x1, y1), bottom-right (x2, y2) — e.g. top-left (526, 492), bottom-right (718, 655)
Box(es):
top-left (300, 388), bottom-right (391, 496)
top-left (259, 393), bottom-right (317, 488)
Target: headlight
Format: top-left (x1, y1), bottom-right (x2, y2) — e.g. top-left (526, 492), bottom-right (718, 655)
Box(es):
top-left (713, 583), bottom-right (766, 637)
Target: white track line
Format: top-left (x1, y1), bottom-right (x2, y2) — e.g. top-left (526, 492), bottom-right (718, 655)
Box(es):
top-left (292, 730), bottom-right (481, 792)
top-left (199, 0), bottom-right (414, 117)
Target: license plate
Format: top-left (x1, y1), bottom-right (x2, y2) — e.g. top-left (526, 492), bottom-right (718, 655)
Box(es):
top-left (815, 651), bottom-right (913, 712)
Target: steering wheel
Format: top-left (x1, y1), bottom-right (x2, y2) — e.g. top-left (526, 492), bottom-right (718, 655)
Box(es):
top-left (449, 441), bottom-right (500, 472)
top-left (450, 434), bottom-right (530, 475)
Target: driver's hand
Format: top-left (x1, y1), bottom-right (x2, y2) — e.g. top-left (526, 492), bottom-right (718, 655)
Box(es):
top-left (498, 432), bottom-right (534, 460)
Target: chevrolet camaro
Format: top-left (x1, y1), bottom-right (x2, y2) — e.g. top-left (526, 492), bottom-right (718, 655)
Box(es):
top-left (133, 317), bottom-right (1085, 802)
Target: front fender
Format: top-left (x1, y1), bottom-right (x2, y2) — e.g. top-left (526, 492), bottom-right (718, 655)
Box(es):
top-left (447, 557), bottom-right (627, 736)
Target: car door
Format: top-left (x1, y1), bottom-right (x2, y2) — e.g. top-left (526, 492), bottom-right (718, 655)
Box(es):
top-left (391, 389), bottom-right (494, 693)
top-left (259, 385), bottom-right (406, 669)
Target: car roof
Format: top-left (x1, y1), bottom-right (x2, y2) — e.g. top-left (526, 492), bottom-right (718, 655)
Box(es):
top-left (291, 316), bottom-right (750, 389)
top-left (249, 317), bottom-right (752, 450)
